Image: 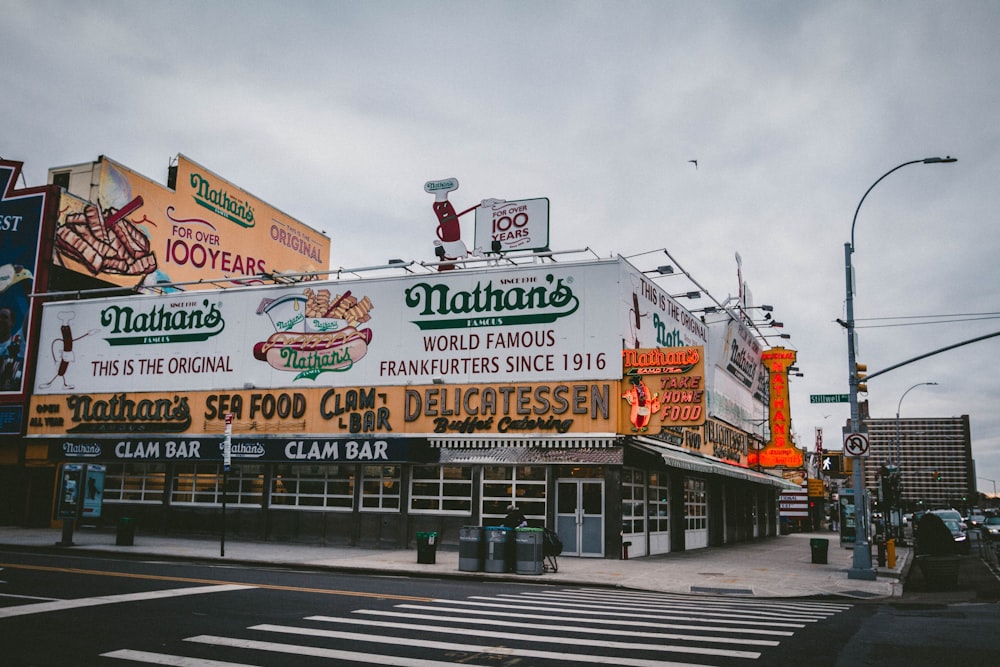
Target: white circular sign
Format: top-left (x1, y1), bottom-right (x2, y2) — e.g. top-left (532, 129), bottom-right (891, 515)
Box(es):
top-left (844, 433), bottom-right (869, 457)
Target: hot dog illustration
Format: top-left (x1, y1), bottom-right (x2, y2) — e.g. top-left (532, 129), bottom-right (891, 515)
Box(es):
top-left (254, 288), bottom-right (373, 376)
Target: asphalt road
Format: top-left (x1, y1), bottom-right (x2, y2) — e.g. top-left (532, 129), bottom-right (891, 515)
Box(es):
top-left (0, 549), bottom-right (997, 666)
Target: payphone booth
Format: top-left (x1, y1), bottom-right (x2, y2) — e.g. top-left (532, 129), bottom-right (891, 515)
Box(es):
top-left (839, 488), bottom-right (856, 546)
top-left (57, 463), bottom-right (105, 545)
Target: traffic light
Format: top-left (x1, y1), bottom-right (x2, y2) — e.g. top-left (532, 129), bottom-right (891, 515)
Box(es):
top-left (931, 470), bottom-right (942, 481)
top-left (855, 363), bottom-right (868, 393)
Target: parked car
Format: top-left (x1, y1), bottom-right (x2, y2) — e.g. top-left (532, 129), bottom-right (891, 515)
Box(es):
top-left (982, 516), bottom-right (1000, 542)
top-left (938, 516), bottom-right (970, 554)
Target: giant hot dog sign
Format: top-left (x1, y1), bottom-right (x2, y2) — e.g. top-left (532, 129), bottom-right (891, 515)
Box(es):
top-left (33, 260), bottom-right (623, 395)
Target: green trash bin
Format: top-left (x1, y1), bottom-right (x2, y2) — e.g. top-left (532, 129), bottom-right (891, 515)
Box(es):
top-left (416, 531), bottom-right (438, 564)
top-left (810, 537), bottom-right (829, 564)
top-left (116, 517), bottom-right (135, 546)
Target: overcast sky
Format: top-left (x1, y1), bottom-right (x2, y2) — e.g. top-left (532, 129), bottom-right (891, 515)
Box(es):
top-left (4, 1), bottom-right (999, 498)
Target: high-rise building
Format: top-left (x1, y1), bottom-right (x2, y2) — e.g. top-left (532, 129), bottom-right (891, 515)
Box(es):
top-left (861, 415), bottom-right (974, 511)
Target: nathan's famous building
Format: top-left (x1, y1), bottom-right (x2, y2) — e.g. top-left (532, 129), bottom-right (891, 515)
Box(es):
top-left (24, 250), bottom-right (800, 558)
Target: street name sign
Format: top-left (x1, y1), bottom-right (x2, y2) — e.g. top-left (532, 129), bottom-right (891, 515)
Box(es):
top-left (810, 394), bottom-right (849, 404)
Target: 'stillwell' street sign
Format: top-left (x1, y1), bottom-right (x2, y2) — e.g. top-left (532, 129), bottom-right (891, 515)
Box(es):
top-left (810, 394), bottom-right (849, 404)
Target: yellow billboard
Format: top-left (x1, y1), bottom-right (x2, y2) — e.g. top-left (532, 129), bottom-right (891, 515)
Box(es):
top-left (27, 381), bottom-right (618, 438)
top-left (53, 155), bottom-right (329, 289)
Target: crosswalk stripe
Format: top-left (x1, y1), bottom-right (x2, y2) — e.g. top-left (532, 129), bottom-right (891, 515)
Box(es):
top-left (101, 648), bottom-right (260, 666)
top-left (571, 588), bottom-right (853, 611)
top-left (396, 603), bottom-right (797, 636)
top-left (493, 592), bottom-right (834, 621)
top-left (522, 590), bottom-right (846, 619)
top-left (185, 636), bottom-right (487, 667)
top-left (235, 627), bottom-right (725, 667)
top-left (294, 616), bottom-right (762, 659)
top-left (341, 610), bottom-right (781, 646)
top-left (440, 597), bottom-right (808, 627)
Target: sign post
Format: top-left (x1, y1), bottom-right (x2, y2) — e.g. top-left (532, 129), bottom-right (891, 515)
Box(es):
top-left (221, 413), bottom-right (233, 557)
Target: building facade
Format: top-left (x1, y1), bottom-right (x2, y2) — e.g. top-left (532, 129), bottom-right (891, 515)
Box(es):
top-left (861, 415), bottom-right (975, 511)
top-left (21, 254), bottom-right (798, 558)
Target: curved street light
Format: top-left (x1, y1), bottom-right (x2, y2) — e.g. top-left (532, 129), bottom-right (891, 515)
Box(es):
top-left (892, 382), bottom-right (938, 542)
top-left (844, 156), bottom-right (956, 581)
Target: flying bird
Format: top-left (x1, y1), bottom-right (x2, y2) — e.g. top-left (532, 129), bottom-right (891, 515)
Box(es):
top-left (688, 160), bottom-right (698, 169)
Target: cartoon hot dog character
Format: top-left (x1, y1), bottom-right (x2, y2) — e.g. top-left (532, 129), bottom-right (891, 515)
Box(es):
top-left (254, 288), bottom-right (373, 377)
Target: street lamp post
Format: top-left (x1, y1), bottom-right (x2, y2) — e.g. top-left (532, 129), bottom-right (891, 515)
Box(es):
top-left (893, 382), bottom-right (937, 542)
top-left (844, 156), bottom-right (956, 581)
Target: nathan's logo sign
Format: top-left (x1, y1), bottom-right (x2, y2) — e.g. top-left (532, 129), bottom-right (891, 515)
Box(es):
top-left (64, 393), bottom-right (192, 433)
top-left (189, 172), bottom-right (255, 228)
top-left (404, 274), bottom-right (579, 330)
top-left (758, 347), bottom-right (803, 468)
top-left (620, 347), bottom-right (705, 433)
top-left (254, 287), bottom-right (374, 380)
top-left (100, 299), bottom-right (225, 345)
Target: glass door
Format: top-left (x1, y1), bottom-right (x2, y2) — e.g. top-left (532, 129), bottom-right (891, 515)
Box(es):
top-left (556, 479), bottom-right (604, 557)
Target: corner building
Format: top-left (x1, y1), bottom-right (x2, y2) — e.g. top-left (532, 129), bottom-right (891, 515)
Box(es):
top-left (26, 255), bottom-right (797, 558)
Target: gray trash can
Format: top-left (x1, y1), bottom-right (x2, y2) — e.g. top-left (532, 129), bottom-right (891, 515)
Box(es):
top-left (484, 526), bottom-right (512, 573)
top-left (116, 517), bottom-right (135, 546)
top-left (459, 525), bottom-right (485, 572)
top-left (515, 527), bottom-right (544, 575)
top-left (416, 531), bottom-right (438, 564)
top-left (810, 537), bottom-right (829, 564)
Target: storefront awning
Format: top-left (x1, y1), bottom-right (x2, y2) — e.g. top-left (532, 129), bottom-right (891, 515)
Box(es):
top-left (630, 436), bottom-right (800, 490)
top-left (429, 435), bottom-right (622, 449)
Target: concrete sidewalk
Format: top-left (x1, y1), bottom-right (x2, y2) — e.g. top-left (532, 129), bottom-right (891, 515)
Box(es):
top-left (0, 526), bottom-right (909, 600)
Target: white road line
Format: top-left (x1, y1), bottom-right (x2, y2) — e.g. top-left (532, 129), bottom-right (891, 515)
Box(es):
top-left (557, 590), bottom-right (852, 615)
top-left (473, 593), bottom-right (821, 623)
top-left (570, 588), bottom-right (853, 611)
top-left (102, 649), bottom-right (260, 666)
top-left (437, 597), bottom-right (807, 628)
top-left (0, 593), bottom-right (60, 601)
top-left (293, 615), bottom-right (761, 658)
top-left (186, 635), bottom-right (534, 667)
top-left (523, 590), bottom-right (845, 619)
top-left (0, 584), bottom-right (254, 619)
top-left (342, 610), bottom-right (781, 646)
top-left (396, 603), bottom-right (797, 636)
top-left (192, 631), bottom-right (719, 667)
top-left (288, 617), bottom-right (760, 660)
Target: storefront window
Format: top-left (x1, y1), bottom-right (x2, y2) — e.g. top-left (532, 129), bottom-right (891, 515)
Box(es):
top-left (223, 464), bottom-right (266, 506)
top-left (271, 464), bottom-right (354, 509)
top-left (103, 462), bottom-right (166, 503)
top-left (361, 465), bottom-right (400, 511)
top-left (684, 477), bottom-right (708, 531)
top-left (410, 465), bottom-right (473, 514)
top-left (648, 471), bottom-right (670, 533)
top-left (172, 463), bottom-right (223, 505)
top-left (621, 467), bottom-right (646, 534)
top-left (481, 465), bottom-right (547, 523)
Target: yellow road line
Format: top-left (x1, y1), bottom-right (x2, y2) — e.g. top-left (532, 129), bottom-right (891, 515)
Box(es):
top-left (0, 562), bottom-right (435, 602)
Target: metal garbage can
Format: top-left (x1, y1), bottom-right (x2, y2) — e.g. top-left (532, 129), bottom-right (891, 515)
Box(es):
top-left (515, 527), bottom-right (544, 575)
top-left (416, 531), bottom-right (438, 564)
top-left (484, 526), bottom-right (512, 573)
top-left (459, 525), bottom-right (485, 572)
top-left (810, 537), bottom-right (829, 564)
top-left (116, 517), bottom-right (135, 546)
